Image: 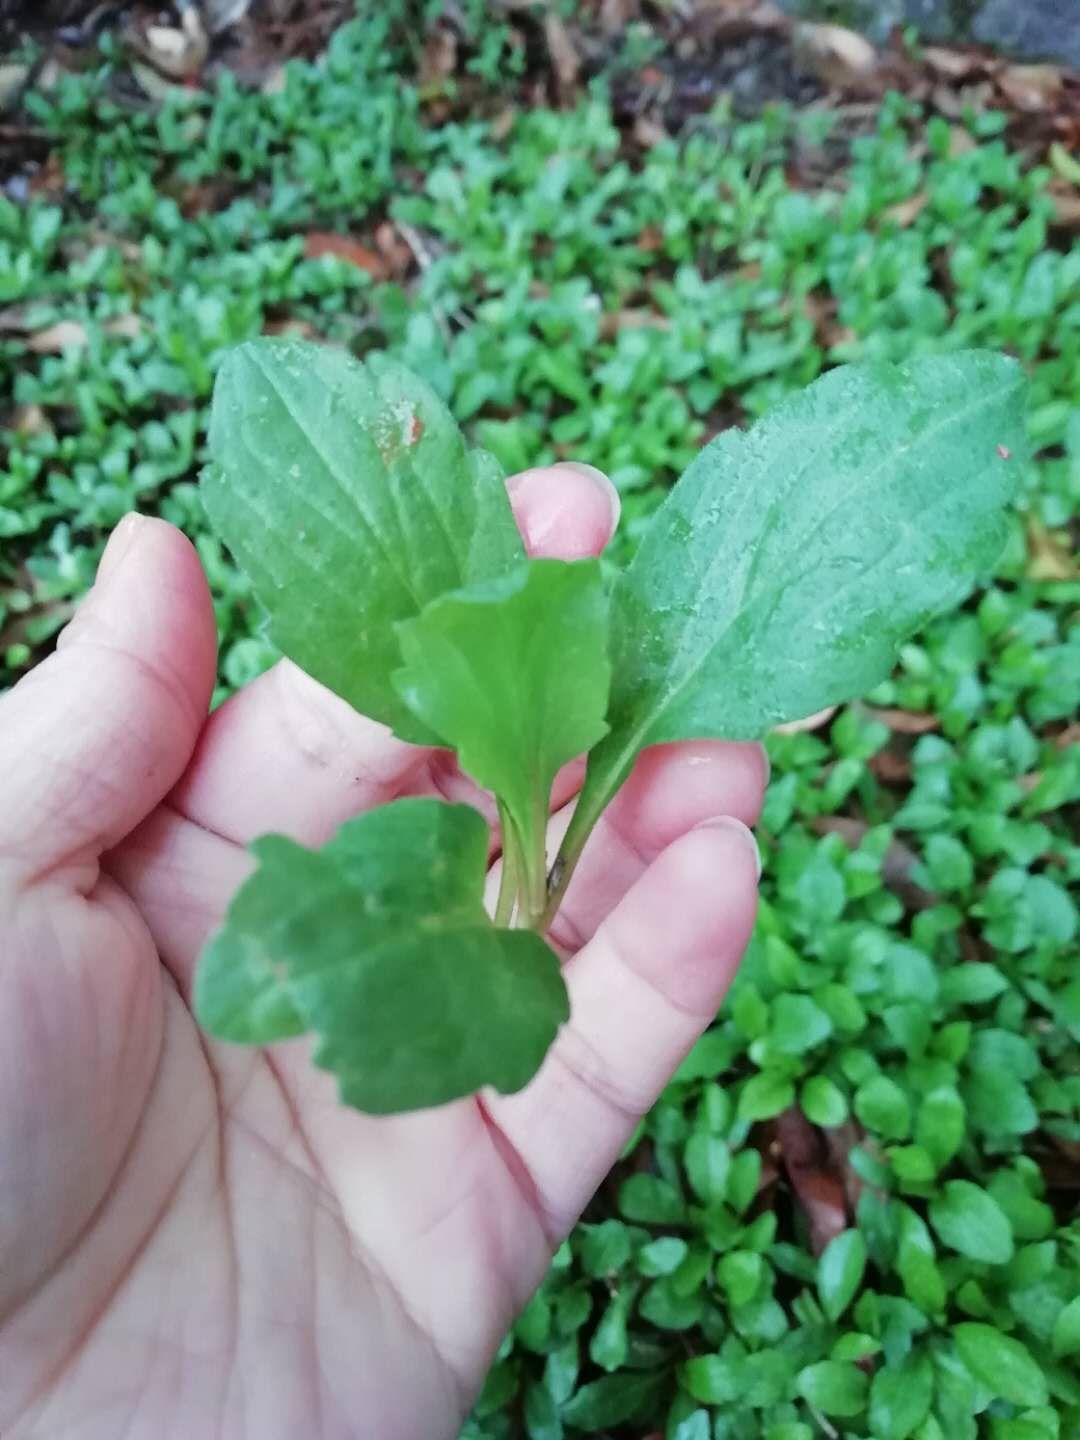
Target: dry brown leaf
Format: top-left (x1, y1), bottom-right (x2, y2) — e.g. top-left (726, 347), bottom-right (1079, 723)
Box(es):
top-left (303, 232), bottom-right (387, 278)
top-left (862, 705), bottom-right (940, 734)
top-left (884, 191), bottom-right (929, 227)
top-left (996, 63), bottom-right (1064, 113)
top-left (1026, 517), bottom-right (1079, 581)
top-left (949, 125), bottom-right (978, 157)
top-left (419, 25), bottom-right (458, 88)
top-left (933, 80), bottom-right (994, 119)
top-left (775, 1108), bottom-right (850, 1255)
top-left (792, 22), bottom-right (878, 91)
top-left (490, 107), bottom-right (517, 141)
top-left (27, 320), bottom-right (89, 354)
top-left (1054, 723), bottom-right (1080, 751)
top-left (922, 45), bottom-right (985, 81)
top-left (102, 313), bottom-right (144, 339)
top-left (598, 308), bottom-right (672, 340)
top-left (633, 113), bottom-right (668, 148)
top-left (1048, 181), bottom-right (1080, 229)
top-left (544, 11), bottom-right (581, 96)
top-left (373, 222), bottom-right (414, 278)
top-left (868, 750), bottom-right (911, 785)
top-left (773, 705), bottom-right (837, 735)
top-left (8, 404), bottom-right (52, 437)
top-left (138, 8), bottom-right (209, 81)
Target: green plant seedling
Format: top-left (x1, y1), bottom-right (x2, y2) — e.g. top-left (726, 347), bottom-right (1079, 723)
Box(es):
top-left (194, 338), bottom-right (1028, 1114)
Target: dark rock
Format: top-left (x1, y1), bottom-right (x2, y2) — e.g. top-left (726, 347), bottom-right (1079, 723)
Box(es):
top-left (972, 0), bottom-right (1080, 68)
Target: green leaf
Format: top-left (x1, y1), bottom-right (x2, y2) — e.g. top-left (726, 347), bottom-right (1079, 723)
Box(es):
top-left (796, 1360), bottom-right (869, 1418)
top-left (770, 993), bottom-right (833, 1054)
top-left (953, 1324), bottom-right (1049, 1408)
top-left (561, 1371), bottom-right (665, 1429)
top-left (590, 1291), bottom-right (631, 1372)
top-left (619, 1174), bottom-right (686, 1226)
top-left (869, 1353), bottom-right (934, 1439)
top-left (202, 341), bottom-right (523, 740)
top-left (525, 1381), bottom-right (563, 1440)
top-left (930, 1181), bottom-right (1015, 1264)
top-left (194, 799), bottom-right (567, 1112)
top-left (684, 1133), bottom-right (731, 1204)
top-left (1051, 1295), bottom-right (1080, 1358)
top-left (683, 1353), bottom-right (741, 1405)
top-left (394, 558), bottom-right (610, 898)
top-left (896, 1206), bottom-right (947, 1317)
top-left (562, 352), bottom-right (1028, 853)
top-left (801, 1075), bottom-right (850, 1127)
top-left (854, 1073), bottom-right (912, 1140)
top-left (915, 1086), bottom-right (966, 1167)
top-left (717, 1250), bottom-right (765, 1307)
top-left (738, 1071), bottom-right (795, 1122)
top-left (818, 1229), bottom-right (868, 1322)
top-left (638, 1237), bottom-right (689, 1277)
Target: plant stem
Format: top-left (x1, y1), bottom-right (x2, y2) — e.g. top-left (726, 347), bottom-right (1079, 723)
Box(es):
top-left (515, 788), bottom-right (551, 931)
top-left (540, 782), bottom-right (606, 931)
top-left (494, 801), bottom-right (518, 928)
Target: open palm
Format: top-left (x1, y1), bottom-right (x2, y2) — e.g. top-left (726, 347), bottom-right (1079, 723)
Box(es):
top-left (0, 465), bottom-right (764, 1440)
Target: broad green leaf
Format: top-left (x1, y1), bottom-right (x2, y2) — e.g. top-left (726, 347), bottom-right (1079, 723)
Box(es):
top-left (896, 1206), bottom-right (946, 1317)
top-left (590, 1290), bottom-right (631, 1372)
top-left (619, 1174), bottom-right (686, 1225)
top-left (818, 1229), bottom-right (868, 1322)
top-left (1051, 1295), bottom-right (1080, 1358)
top-left (717, 1250), bottom-right (765, 1307)
top-left (916, 1086), bottom-right (966, 1167)
top-left (854, 1073), bottom-right (912, 1140)
top-left (524, 1381), bottom-right (562, 1440)
top-left (801, 1075), bottom-right (850, 1127)
top-left (194, 799), bottom-right (567, 1112)
top-left (394, 558), bottom-right (610, 874)
top-left (770, 993), bottom-right (833, 1054)
top-left (560, 1371), bottom-right (665, 1429)
top-left (930, 1180), bottom-right (1014, 1264)
top-left (563, 352), bottom-right (1028, 853)
top-left (683, 1353), bottom-right (741, 1405)
top-left (869, 1353), bottom-right (934, 1439)
top-left (738, 1071), bottom-right (795, 1121)
top-left (953, 1324), bottom-right (1049, 1408)
top-left (796, 1360), bottom-right (869, 1418)
top-left (201, 340), bottom-right (524, 740)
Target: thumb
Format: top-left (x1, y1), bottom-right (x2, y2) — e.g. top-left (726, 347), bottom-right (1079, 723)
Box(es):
top-left (0, 515), bottom-right (217, 883)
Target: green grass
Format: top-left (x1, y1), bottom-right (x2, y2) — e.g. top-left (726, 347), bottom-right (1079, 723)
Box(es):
top-left (1, 6), bottom-right (1078, 1436)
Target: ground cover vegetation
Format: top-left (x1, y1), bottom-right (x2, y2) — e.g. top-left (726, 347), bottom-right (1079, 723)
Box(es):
top-left (0, 3), bottom-right (1077, 1436)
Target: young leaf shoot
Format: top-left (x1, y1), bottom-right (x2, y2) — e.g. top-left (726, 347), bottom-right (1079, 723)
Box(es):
top-left (195, 338), bottom-right (1028, 1115)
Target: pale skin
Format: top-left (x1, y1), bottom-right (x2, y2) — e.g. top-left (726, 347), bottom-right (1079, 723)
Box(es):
top-left (0, 464), bottom-right (766, 1440)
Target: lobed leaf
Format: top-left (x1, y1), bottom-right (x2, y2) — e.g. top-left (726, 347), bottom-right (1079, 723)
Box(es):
top-left (194, 799), bottom-right (568, 1113)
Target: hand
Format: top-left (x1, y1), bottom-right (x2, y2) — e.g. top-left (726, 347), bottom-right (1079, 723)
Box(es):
top-left (0, 465), bottom-right (765, 1440)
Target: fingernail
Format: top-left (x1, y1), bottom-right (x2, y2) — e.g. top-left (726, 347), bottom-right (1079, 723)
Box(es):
top-left (96, 513), bottom-right (146, 586)
top-left (695, 815), bottom-right (762, 880)
top-left (559, 461), bottom-right (621, 529)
